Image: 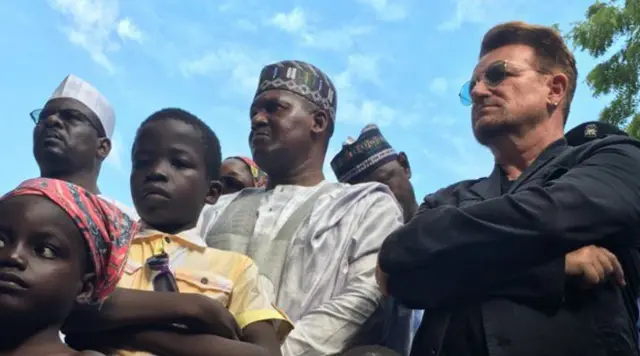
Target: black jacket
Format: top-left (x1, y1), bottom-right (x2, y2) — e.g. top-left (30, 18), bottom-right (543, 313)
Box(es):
top-left (379, 136), bottom-right (640, 356)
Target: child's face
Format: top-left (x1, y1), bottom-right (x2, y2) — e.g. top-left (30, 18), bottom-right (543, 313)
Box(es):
top-left (131, 119), bottom-right (217, 233)
top-left (0, 195), bottom-right (93, 320)
top-left (220, 158), bottom-right (254, 194)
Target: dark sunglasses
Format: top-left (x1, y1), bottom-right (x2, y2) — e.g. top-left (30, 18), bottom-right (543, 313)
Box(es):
top-left (220, 175), bottom-right (247, 192)
top-left (30, 108), bottom-right (106, 137)
top-left (458, 60), bottom-right (548, 106)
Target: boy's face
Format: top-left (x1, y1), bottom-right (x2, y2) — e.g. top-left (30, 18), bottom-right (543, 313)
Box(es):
top-left (0, 195), bottom-right (93, 322)
top-left (131, 119), bottom-right (219, 233)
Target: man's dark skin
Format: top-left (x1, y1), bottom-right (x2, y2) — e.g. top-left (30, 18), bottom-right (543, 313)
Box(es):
top-left (33, 97), bottom-right (111, 194)
top-left (350, 152), bottom-right (417, 223)
top-left (64, 113), bottom-right (281, 356)
top-left (249, 90), bottom-right (332, 188)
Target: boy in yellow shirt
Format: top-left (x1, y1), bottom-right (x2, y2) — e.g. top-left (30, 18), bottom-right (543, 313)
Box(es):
top-left (65, 108), bottom-right (291, 356)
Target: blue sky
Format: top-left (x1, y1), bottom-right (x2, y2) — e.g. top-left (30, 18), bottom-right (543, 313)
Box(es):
top-left (0, 0), bottom-right (610, 206)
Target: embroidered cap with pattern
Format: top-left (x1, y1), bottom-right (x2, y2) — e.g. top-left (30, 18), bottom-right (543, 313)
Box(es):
top-left (254, 60), bottom-right (337, 121)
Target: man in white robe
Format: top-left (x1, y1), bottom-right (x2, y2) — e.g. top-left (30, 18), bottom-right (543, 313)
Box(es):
top-left (199, 60), bottom-right (406, 356)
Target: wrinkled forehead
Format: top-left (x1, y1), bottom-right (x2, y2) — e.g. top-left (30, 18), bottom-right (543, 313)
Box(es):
top-left (44, 97), bottom-right (91, 116)
top-left (42, 97), bottom-right (104, 132)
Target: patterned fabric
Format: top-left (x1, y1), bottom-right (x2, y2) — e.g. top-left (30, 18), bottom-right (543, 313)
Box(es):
top-left (199, 181), bottom-right (409, 356)
top-left (229, 156), bottom-right (268, 187)
top-left (255, 60), bottom-right (337, 121)
top-left (565, 121), bottom-right (628, 146)
top-left (331, 124), bottom-right (397, 183)
top-left (2, 178), bottom-right (137, 302)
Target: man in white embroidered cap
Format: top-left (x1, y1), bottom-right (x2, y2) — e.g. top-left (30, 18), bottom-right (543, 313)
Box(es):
top-left (30, 74), bottom-right (134, 217)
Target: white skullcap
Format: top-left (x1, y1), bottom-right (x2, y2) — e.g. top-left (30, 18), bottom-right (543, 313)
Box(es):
top-left (49, 74), bottom-right (115, 139)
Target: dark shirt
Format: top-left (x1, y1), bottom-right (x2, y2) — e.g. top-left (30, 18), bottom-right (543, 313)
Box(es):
top-left (382, 137), bottom-right (640, 356)
top-left (439, 168), bottom-right (514, 356)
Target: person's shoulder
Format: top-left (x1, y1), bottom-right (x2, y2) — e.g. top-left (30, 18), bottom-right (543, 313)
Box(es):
top-left (203, 246), bottom-right (253, 265)
top-left (329, 181), bottom-right (403, 220)
top-left (572, 135), bottom-right (640, 163)
top-left (329, 181), bottom-right (395, 201)
top-left (587, 135), bottom-right (640, 151)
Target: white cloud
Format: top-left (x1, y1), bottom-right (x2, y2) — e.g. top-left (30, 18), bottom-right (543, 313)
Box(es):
top-left (116, 18), bottom-right (144, 43)
top-left (269, 7), bottom-right (307, 33)
top-left (346, 54), bottom-right (381, 85)
top-left (268, 8), bottom-right (372, 51)
top-left (105, 131), bottom-right (124, 172)
top-left (180, 49), bottom-right (268, 98)
top-left (339, 99), bottom-right (399, 127)
top-left (356, 0), bottom-right (407, 21)
top-left (300, 26), bottom-right (373, 51)
top-left (429, 77), bottom-right (449, 95)
top-left (333, 54), bottom-right (420, 128)
top-left (48, 0), bottom-right (144, 73)
top-left (437, 0), bottom-right (505, 31)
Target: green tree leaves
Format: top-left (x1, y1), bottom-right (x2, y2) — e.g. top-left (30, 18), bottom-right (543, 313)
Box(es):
top-left (567, 0), bottom-right (640, 137)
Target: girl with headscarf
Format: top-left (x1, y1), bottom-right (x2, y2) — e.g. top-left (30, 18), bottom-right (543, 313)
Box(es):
top-left (220, 156), bottom-right (268, 194)
top-left (0, 178), bottom-right (137, 356)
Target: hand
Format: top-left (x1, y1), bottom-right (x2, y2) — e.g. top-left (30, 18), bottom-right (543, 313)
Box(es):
top-left (375, 263), bottom-right (389, 297)
top-left (181, 294), bottom-right (243, 340)
top-left (565, 245), bottom-right (625, 287)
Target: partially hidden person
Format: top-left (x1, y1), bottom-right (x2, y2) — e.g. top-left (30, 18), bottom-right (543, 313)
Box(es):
top-left (63, 108), bottom-right (292, 356)
top-left (565, 120), bottom-right (629, 146)
top-left (331, 124), bottom-right (420, 354)
top-left (220, 156), bottom-right (268, 194)
top-left (0, 178), bottom-right (137, 356)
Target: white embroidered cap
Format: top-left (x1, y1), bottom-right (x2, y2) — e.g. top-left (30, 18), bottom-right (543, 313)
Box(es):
top-left (49, 74), bottom-right (115, 139)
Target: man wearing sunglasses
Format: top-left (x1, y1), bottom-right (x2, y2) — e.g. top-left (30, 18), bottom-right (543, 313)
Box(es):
top-left (377, 21), bottom-right (640, 356)
top-left (31, 74), bottom-right (135, 217)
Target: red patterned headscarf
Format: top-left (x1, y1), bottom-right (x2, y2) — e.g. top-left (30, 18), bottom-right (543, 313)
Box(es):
top-left (1, 178), bottom-right (137, 303)
top-left (229, 156), bottom-right (268, 187)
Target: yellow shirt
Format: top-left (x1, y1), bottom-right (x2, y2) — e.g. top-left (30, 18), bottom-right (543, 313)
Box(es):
top-left (114, 227), bottom-right (293, 356)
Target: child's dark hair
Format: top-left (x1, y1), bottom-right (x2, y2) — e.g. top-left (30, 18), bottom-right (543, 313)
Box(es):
top-left (135, 108), bottom-right (222, 180)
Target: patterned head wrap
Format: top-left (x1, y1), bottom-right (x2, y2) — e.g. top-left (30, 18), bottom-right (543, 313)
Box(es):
top-left (1, 178), bottom-right (137, 303)
top-left (228, 156), bottom-right (268, 187)
top-left (565, 121), bottom-right (628, 146)
top-left (331, 124), bottom-right (398, 183)
top-left (255, 60), bottom-right (337, 121)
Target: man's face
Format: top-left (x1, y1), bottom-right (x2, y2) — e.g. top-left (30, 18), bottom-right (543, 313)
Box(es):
top-left (32, 98), bottom-right (108, 174)
top-left (469, 44), bottom-right (551, 145)
top-left (359, 153), bottom-right (416, 222)
top-left (248, 90), bottom-right (316, 173)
